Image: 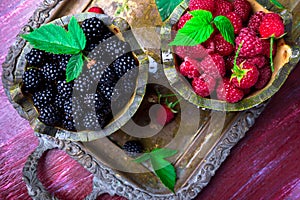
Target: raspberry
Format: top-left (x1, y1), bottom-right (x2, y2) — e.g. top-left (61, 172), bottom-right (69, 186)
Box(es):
top-left (261, 38), bottom-right (277, 58)
top-left (216, 78), bottom-right (244, 103)
top-left (22, 68), bottom-right (43, 91)
top-left (233, 0), bottom-right (251, 22)
top-left (254, 65), bottom-right (272, 89)
top-left (214, 0), bottom-right (233, 16)
top-left (32, 88), bottom-right (55, 110)
top-left (122, 141), bottom-right (143, 157)
top-left (225, 12), bottom-right (243, 35)
top-left (259, 13), bottom-right (285, 38)
top-left (112, 53), bottom-right (137, 79)
top-left (235, 28), bottom-right (263, 57)
top-left (179, 57), bottom-right (201, 79)
top-left (214, 34), bottom-right (234, 56)
top-left (177, 13), bottom-right (192, 29)
top-left (248, 11), bottom-right (266, 33)
top-left (156, 104), bottom-right (175, 125)
top-left (57, 80), bottom-right (73, 99)
top-left (88, 6), bottom-right (104, 14)
top-left (231, 62), bottom-right (259, 89)
top-left (189, 0), bottom-right (215, 12)
top-left (199, 53), bottom-right (226, 78)
top-left (174, 44), bottom-right (208, 60)
top-left (25, 48), bottom-right (47, 67)
top-left (245, 55), bottom-right (268, 69)
top-left (39, 105), bottom-right (61, 126)
top-left (192, 74), bottom-right (216, 97)
top-left (42, 62), bottom-right (64, 81)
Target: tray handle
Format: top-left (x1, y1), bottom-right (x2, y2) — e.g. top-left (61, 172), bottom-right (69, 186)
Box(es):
top-left (22, 133), bottom-right (115, 200)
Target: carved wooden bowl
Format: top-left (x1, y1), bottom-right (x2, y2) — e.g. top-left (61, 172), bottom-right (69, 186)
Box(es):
top-left (161, 0), bottom-right (300, 111)
top-left (5, 12), bottom-right (149, 142)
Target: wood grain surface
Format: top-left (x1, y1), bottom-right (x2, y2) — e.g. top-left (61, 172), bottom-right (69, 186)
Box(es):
top-left (1, 1), bottom-right (300, 200)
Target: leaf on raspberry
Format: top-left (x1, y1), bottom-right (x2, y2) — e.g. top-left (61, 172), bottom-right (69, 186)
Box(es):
top-left (213, 15), bottom-right (235, 45)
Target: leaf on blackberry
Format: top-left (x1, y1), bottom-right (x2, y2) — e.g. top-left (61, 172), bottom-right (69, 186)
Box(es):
top-left (66, 53), bottom-right (84, 82)
top-left (68, 16), bottom-right (86, 50)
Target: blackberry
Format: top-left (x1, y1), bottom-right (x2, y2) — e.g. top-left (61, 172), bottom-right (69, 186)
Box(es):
top-left (97, 66), bottom-right (118, 100)
top-left (73, 73), bottom-right (94, 93)
top-left (57, 80), bottom-right (73, 99)
top-left (81, 17), bottom-right (110, 41)
top-left (103, 38), bottom-right (131, 63)
top-left (112, 53), bottom-right (137, 79)
top-left (122, 140), bottom-right (143, 157)
top-left (42, 62), bottom-right (64, 81)
top-left (96, 104), bottom-right (113, 128)
top-left (32, 87), bottom-right (55, 110)
top-left (38, 105), bottom-right (61, 126)
top-left (63, 99), bottom-right (74, 117)
top-left (22, 68), bottom-right (43, 91)
top-left (25, 48), bottom-right (47, 67)
top-left (83, 112), bottom-right (101, 130)
top-left (84, 31), bottom-right (114, 52)
top-left (88, 60), bottom-right (109, 81)
top-left (54, 95), bottom-right (66, 110)
top-left (62, 115), bottom-right (76, 131)
top-left (94, 92), bottom-right (109, 111)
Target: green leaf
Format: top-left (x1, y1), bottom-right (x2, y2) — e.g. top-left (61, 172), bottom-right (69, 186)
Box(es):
top-left (66, 53), bottom-right (84, 82)
top-left (151, 148), bottom-right (178, 159)
top-left (213, 16), bottom-right (235, 45)
top-left (134, 153), bottom-right (151, 163)
top-left (21, 24), bottom-right (82, 54)
top-left (156, 0), bottom-right (183, 21)
top-left (169, 10), bottom-right (214, 46)
top-left (68, 16), bottom-right (86, 51)
top-left (151, 158), bottom-right (176, 193)
top-left (270, 0), bottom-right (285, 9)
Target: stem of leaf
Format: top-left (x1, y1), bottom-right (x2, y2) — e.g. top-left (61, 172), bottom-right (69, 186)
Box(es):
top-left (233, 41), bottom-right (243, 71)
top-left (270, 37), bottom-right (274, 72)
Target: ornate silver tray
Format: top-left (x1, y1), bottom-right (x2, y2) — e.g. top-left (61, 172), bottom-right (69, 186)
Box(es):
top-left (2, 0), bottom-right (300, 199)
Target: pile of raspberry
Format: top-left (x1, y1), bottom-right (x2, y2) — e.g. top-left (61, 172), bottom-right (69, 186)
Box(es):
top-left (175, 0), bottom-right (285, 103)
top-left (22, 17), bottom-right (138, 131)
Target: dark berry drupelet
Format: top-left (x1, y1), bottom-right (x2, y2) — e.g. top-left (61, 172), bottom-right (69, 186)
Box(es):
top-left (97, 66), bottom-right (118, 101)
top-left (38, 105), bottom-right (61, 126)
top-left (96, 104), bottom-right (113, 129)
top-left (122, 140), bottom-right (143, 157)
top-left (25, 48), bottom-right (47, 67)
top-left (81, 17), bottom-right (107, 39)
top-left (57, 80), bottom-right (73, 99)
top-left (62, 114), bottom-right (76, 131)
top-left (73, 73), bottom-right (94, 93)
top-left (83, 112), bottom-right (101, 130)
top-left (88, 60), bottom-right (109, 81)
top-left (112, 53), bottom-right (138, 79)
top-left (102, 38), bottom-right (131, 64)
top-left (22, 68), bottom-right (43, 92)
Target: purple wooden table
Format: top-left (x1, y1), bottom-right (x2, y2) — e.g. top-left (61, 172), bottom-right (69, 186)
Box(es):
top-left (1, 1), bottom-right (300, 200)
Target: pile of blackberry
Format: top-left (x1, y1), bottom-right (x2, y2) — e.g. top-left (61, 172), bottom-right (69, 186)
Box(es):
top-left (22, 17), bottom-right (138, 131)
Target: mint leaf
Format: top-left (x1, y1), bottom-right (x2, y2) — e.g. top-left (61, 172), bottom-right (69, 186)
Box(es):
top-left (66, 53), bottom-right (84, 82)
top-left (151, 157), bottom-right (176, 193)
top-left (213, 16), bottom-right (235, 45)
top-left (169, 10), bottom-right (214, 46)
top-left (151, 148), bottom-right (178, 159)
top-left (68, 16), bottom-right (86, 51)
top-left (21, 24), bottom-right (82, 54)
top-left (156, 0), bottom-right (183, 21)
top-left (270, 0), bottom-right (285, 9)
top-left (134, 153), bottom-right (151, 163)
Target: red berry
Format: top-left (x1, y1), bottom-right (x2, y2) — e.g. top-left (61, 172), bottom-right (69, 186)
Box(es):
top-left (235, 28), bottom-right (263, 57)
top-left (245, 55), bottom-right (268, 69)
top-left (199, 53), bottom-right (226, 78)
top-left (214, 34), bottom-right (234, 56)
top-left (202, 34), bottom-right (216, 54)
top-left (88, 6), bottom-right (104, 14)
top-left (174, 44), bottom-right (208, 60)
top-left (179, 57), bottom-right (201, 79)
top-left (192, 74), bottom-right (216, 97)
top-left (225, 12), bottom-right (243, 35)
top-left (233, 0), bottom-right (251, 22)
top-left (248, 11), bottom-right (266, 33)
top-left (261, 38), bottom-right (277, 58)
top-left (177, 13), bottom-right (192, 29)
top-left (254, 65), bottom-right (272, 89)
top-left (214, 0), bottom-right (233, 16)
top-left (217, 78), bottom-right (244, 103)
top-left (231, 62), bottom-right (259, 89)
top-left (156, 104), bottom-right (175, 125)
top-left (189, 0), bottom-right (215, 12)
top-left (259, 13), bottom-right (285, 38)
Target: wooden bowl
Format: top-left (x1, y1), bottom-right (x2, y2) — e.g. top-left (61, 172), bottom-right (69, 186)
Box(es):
top-left (7, 12), bottom-right (149, 141)
top-left (161, 0), bottom-right (299, 111)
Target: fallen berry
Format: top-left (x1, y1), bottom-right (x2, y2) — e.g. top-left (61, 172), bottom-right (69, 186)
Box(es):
top-left (88, 6), bottom-right (104, 14)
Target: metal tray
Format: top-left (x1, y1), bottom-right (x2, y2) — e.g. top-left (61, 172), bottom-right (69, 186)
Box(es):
top-left (2, 0), bottom-right (300, 199)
